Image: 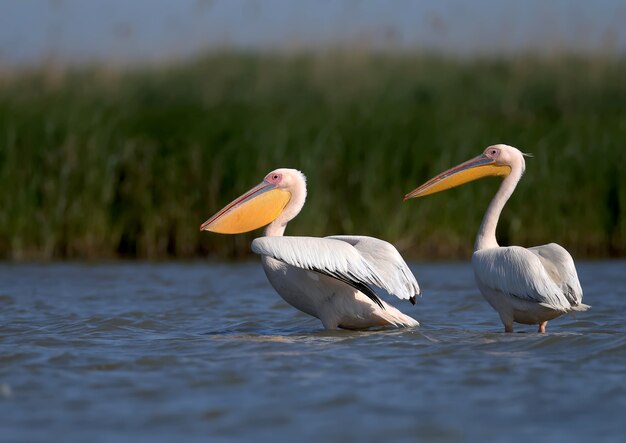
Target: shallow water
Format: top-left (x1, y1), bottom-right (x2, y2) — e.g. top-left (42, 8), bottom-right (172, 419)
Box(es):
top-left (1, 261), bottom-right (625, 442)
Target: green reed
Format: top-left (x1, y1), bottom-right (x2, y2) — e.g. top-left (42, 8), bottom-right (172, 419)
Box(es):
top-left (0, 53), bottom-right (624, 259)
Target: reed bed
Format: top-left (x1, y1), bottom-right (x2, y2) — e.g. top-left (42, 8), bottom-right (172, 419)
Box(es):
top-left (0, 53), bottom-right (624, 260)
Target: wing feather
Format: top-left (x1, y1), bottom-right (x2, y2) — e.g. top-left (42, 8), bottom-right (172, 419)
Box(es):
top-left (251, 236), bottom-right (420, 306)
top-left (326, 235), bottom-right (420, 303)
top-left (472, 246), bottom-right (573, 311)
top-left (528, 243), bottom-right (584, 306)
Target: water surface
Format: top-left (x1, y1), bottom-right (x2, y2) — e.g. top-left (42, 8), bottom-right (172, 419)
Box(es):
top-left (1, 261), bottom-right (625, 442)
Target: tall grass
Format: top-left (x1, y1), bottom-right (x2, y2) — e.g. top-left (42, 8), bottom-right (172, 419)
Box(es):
top-left (0, 53), bottom-right (624, 260)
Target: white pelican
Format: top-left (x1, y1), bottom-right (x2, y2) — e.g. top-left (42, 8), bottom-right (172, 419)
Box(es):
top-left (201, 168), bottom-right (420, 330)
top-left (404, 144), bottom-right (589, 333)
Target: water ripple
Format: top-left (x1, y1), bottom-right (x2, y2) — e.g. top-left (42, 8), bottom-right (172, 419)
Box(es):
top-left (0, 261), bottom-right (625, 442)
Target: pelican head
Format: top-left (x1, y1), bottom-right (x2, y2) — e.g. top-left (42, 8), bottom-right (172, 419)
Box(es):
top-left (404, 144), bottom-right (526, 199)
top-left (200, 168), bottom-right (306, 234)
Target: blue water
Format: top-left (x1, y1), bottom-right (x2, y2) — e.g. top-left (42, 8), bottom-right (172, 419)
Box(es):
top-left (1, 261), bottom-right (625, 442)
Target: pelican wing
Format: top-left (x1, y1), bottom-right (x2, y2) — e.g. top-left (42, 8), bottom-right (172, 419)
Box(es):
top-left (326, 235), bottom-right (420, 304)
top-left (251, 236), bottom-right (420, 307)
top-left (528, 243), bottom-right (584, 306)
top-left (472, 246), bottom-right (573, 311)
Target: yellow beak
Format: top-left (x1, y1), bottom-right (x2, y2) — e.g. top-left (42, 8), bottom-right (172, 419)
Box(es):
top-left (200, 181), bottom-right (292, 234)
top-left (404, 153), bottom-right (511, 199)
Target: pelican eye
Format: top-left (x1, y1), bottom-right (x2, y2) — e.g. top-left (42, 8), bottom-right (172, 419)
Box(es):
top-left (267, 173), bottom-right (282, 184)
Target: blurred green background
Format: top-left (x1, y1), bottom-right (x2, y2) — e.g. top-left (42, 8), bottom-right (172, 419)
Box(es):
top-left (1, 53), bottom-right (624, 260)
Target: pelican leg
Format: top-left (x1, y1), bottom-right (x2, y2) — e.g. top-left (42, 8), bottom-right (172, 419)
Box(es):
top-left (538, 321), bottom-right (547, 333)
top-left (500, 314), bottom-right (514, 333)
top-left (320, 316), bottom-right (340, 330)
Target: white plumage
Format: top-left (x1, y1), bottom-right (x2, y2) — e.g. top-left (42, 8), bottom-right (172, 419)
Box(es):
top-left (473, 244), bottom-right (588, 320)
top-left (252, 236), bottom-right (420, 304)
top-left (202, 168), bottom-right (420, 330)
top-left (405, 144), bottom-right (589, 332)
